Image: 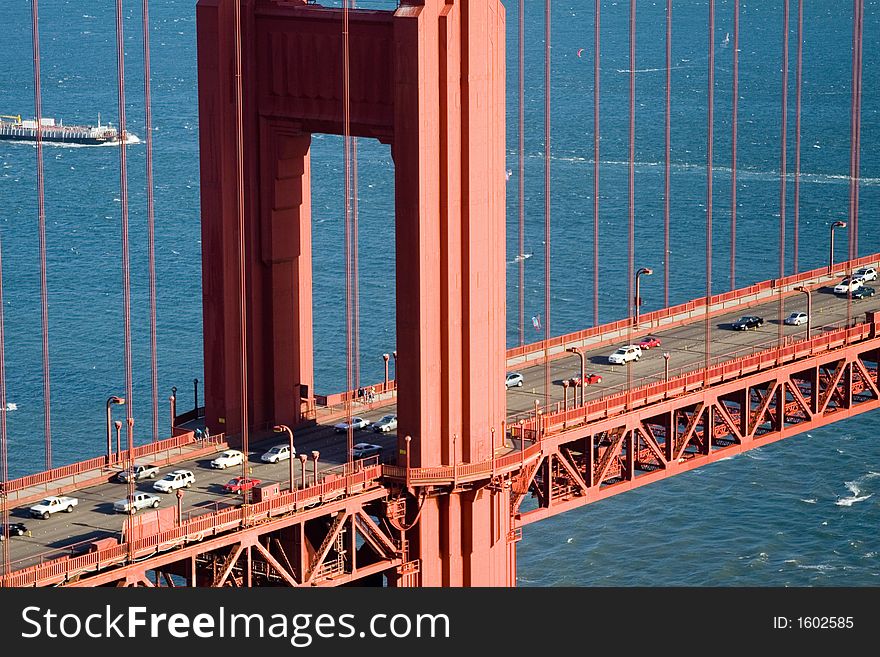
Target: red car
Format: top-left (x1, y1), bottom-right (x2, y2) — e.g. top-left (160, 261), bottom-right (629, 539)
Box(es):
top-left (639, 336), bottom-right (662, 350)
top-left (571, 373), bottom-right (603, 386)
top-left (224, 477), bottom-right (262, 494)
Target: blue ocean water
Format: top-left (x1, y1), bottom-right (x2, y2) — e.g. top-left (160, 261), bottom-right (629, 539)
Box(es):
top-left (0, 0), bottom-right (877, 585)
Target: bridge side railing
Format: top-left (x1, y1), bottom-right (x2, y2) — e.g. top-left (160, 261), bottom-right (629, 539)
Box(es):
top-left (0, 431), bottom-right (225, 496)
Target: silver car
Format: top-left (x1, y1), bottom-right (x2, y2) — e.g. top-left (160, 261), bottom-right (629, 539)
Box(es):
top-left (113, 492), bottom-right (161, 514)
top-left (372, 414), bottom-right (398, 433)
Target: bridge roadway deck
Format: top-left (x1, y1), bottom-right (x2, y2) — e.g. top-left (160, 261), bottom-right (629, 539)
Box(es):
top-left (3, 278), bottom-right (880, 569)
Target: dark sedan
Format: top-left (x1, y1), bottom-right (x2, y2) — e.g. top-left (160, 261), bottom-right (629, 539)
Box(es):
top-left (851, 286), bottom-right (876, 300)
top-left (731, 315), bottom-right (764, 331)
top-left (0, 522), bottom-right (29, 540)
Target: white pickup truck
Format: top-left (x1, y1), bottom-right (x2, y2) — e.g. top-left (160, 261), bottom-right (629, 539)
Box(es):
top-left (29, 496), bottom-right (78, 519)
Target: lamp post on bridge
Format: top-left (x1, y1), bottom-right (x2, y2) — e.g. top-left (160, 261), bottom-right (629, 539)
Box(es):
top-left (663, 352), bottom-right (670, 382)
top-left (391, 351), bottom-right (398, 388)
top-left (298, 454), bottom-right (308, 490)
top-left (566, 347), bottom-right (586, 407)
top-left (382, 353), bottom-right (390, 390)
top-left (114, 421), bottom-right (123, 462)
top-left (311, 451), bottom-right (320, 487)
top-left (106, 396), bottom-right (125, 462)
top-left (829, 220), bottom-right (847, 273)
top-left (794, 286), bottom-right (812, 341)
top-left (273, 424), bottom-right (295, 493)
top-left (562, 379), bottom-right (570, 411)
top-left (635, 267), bottom-right (654, 326)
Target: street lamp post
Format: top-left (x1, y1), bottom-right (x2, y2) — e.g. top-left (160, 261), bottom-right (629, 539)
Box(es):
top-left (562, 379), bottom-right (570, 411)
top-left (829, 221), bottom-right (847, 273)
top-left (391, 351), bottom-right (398, 387)
top-left (114, 421), bottom-right (123, 462)
top-left (176, 489), bottom-right (184, 525)
top-left (663, 352), bottom-right (670, 382)
top-left (106, 396), bottom-right (125, 462)
top-left (635, 267), bottom-right (654, 325)
top-left (311, 451), bottom-right (320, 487)
top-left (298, 454), bottom-right (308, 490)
top-left (273, 424), bottom-right (295, 492)
top-left (382, 353), bottom-right (390, 390)
top-left (193, 378), bottom-right (200, 414)
top-left (794, 286), bottom-right (812, 341)
top-left (566, 347), bottom-right (586, 407)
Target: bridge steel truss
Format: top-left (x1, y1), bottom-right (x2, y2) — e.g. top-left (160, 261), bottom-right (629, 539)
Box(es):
top-left (510, 321), bottom-right (880, 527)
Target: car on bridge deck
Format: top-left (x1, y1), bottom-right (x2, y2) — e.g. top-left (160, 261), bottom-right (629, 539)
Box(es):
top-left (113, 492), bottom-right (161, 514)
top-left (731, 315), bottom-right (764, 331)
top-left (334, 417), bottom-right (371, 433)
top-left (834, 277), bottom-right (865, 295)
top-left (571, 373), bottom-right (603, 386)
top-left (505, 372), bottom-right (524, 389)
top-left (372, 414), bottom-right (398, 433)
top-left (607, 345), bottom-right (641, 365)
top-left (261, 445), bottom-right (293, 463)
top-left (784, 312), bottom-right (808, 326)
top-left (854, 266), bottom-right (878, 281)
top-left (153, 469), bottom-right (195, 493)
top-left (352, 443), bottom-right (383, 459)
top-left (210, 450), bottom-right (245, 469)
top-left (851, 286), bottom-right (876, 300)
top-left (29, 496), bottom-right (78, 519)
top-left (0, 522), bottom-right (29, 540)
top-left (224, 477), bottom-right (263, 494)
top-left (638, 336), bottom-right (662, 350)
top-left (116, 463), bottom-right (160, 483)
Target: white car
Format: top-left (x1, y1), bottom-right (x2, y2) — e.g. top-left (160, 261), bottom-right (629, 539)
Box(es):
top-left (784, 312), bottom-right (808, 326)
top-left (854, 266), bottom-right (878, 281)
top-left (607, 345), bottom-right (642, 365)
top-left (113, 492), bottom-right (161, 514)
top-left (210, 449), bottom-right (245, 469)
top-left (505, 372), bottom-right (524, 389)
top-left (352, 443), bottom-right (383, 459)
top-left (834, 277), bottom-right (864, 294)
top-left (372, 414), bottom-right (398, 433)
top-left (153, 469), bottom-right (195, 492)
top-left (261, 444), bottom-right (293, 463)
top-left (334, 417), bottom-right (371, 433)
top-left (29, 496), bottom-right (78, 519)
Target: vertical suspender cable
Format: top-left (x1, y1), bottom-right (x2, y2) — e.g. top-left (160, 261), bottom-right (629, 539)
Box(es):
top-left (543, 0), bottom-right (552, 408)
top-left (32, 0), bottom-right (52, 470)
top-left (778, 0), bottom-right (789, 347)
top-left (626, 0), bottom-right (635, 399)
top-left (663, 0), bottom-right (672, 309)
top-left (518, 0), bottom-right (525, 346)
top-left (792, 0), bottom-right (803, 275)
top-left (143, 0), bottom-right (160, 441)
top-left (353, 137), bottom-right (360, 392)
top-left (847, 0), bottom-right (864, 329)
top-left (730, 0), bottom-right (739, 290)
top-left (232, 0), bottom-right (250, 491)
top-left (115, 0), bottom-right (136, 553)
top-left (343, 1), bottom-right (354, 461)
top-left (115, 0), bottom-right (134, 461)
top-left (705, 0), bottom-right (714, 383)
top-left (592, 0), bottom-right (600, 327)
top-left (0, 232), bottom-right (8, 582)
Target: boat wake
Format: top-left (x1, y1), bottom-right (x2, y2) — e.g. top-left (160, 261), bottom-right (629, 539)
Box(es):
top-left (5, 402), bottom-right (17, 411)
top-left (835, 472), bottom-right (878, 507)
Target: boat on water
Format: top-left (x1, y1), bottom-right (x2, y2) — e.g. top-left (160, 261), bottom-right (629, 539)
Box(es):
top-left (0, 114), bottom-right (122, 145)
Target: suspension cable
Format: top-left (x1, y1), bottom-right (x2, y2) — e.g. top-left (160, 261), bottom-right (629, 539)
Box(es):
top-left (705, 0), bottom-right (714, 383)
top-left (730, 0), bottom-right (739, 290)
top-left (353, 135), bottom-right (360, 393)
top-left (32, 0), bottom-right (52, 470)
top-left (543, 0), bottom-right (552, 408)
top-left (518, 0), bottom-right (525, 346)
top-left (343, 0), bottom-right (354, 462)
top-left (592, 0), bottom-right (600, 327)
top-left (232, 0), bottom-right (250, 495)
top-left (847, 0), bottom-right (864, 329)
top-left (626, 0), bottom-right (635, 399)
top-left (115, 0), bottom-right (135, 465)
top-left (0, 227), bottom-right (8, 583)
top-left (663, 0), bottom-right (672, 308)
top-left (778, 0), bottom-right (789, 348)
top-left (792, 0), bottom-right (803, 274)
top-left (143, 0), bottom-right (160, 441)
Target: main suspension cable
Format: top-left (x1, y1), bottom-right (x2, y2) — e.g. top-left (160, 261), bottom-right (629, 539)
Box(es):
top-left (32, 0), bottom-right (52, 470)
